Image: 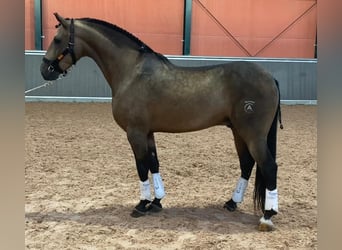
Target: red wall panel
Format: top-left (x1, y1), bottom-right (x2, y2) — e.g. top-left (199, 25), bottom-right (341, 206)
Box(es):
top-left (191, 0), bottom-right (317, 58)
top-left (41, 0), bottom-right (184, 55)
top-left (25, 0), bottom-right (35, 50)
top-left (25, 0), bottom-right (317, 58)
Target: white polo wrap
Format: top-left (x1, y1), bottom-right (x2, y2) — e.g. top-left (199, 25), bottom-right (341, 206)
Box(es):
top-left (140, 180), bottom-right (151, 201)
top-left (232, 177), bottom-right (248, 203)
top-left (152, 173), bottom-right (165, 199)
top-left (265, 188), bottom-right (278, 212)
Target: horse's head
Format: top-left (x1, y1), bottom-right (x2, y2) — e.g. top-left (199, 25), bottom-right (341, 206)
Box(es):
top-left (40, 13), bottom-right (78, 80)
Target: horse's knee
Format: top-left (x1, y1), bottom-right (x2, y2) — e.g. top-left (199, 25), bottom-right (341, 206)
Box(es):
top-left (148, 148), bottom-right (160, 173)
top-left (126, 129), bottom-right (150, 181)
top-left (127, 129), bottom-right (148, 160)
top-left (136, 148), bottom-right (160, 180)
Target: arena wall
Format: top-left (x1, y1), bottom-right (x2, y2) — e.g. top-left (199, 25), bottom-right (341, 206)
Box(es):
top-left (25, 51), bottom-right (316, 104)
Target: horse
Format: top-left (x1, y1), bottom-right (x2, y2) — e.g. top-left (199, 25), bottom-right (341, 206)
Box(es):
top-left (40, 13), bottom-right (283, 231)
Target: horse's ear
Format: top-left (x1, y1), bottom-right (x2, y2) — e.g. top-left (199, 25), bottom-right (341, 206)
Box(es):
top-left (54, 12), bottom-right (68, 28)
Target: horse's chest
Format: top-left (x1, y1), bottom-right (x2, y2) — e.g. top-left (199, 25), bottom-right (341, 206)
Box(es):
top-left (111, 103), bottom-right (130, 130)
top-left (111, 97), bottom-right (146, 131)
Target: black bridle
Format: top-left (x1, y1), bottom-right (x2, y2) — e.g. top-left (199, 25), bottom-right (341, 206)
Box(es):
top-left (42, 18), bottom-right (77, 75)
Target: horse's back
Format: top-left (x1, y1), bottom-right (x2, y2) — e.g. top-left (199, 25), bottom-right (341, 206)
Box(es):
top-left (222, 61), bottom-right (275, 90)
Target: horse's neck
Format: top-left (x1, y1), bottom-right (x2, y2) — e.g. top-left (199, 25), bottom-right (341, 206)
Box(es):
top-left (78, 26), bottom-right (139, 95)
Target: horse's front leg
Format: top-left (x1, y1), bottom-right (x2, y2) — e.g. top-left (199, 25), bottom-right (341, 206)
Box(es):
top-left (127, 129), bottom-right (165, 217)
top-left (146, 132), bottom-right (165, 212)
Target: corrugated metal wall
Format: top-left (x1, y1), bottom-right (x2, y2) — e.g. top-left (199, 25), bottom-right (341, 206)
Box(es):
top-left (25, 52), bottom-right (316, 102)
top-left (26, 52), bottom-right (110, 97)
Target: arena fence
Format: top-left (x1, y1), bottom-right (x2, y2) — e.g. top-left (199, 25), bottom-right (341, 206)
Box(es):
top-left (25, 51), bottom-right (317, 104)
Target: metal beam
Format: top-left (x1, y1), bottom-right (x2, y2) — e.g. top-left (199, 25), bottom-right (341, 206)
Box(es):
top-left (34, 0), bottom-right (43, 50)
top-left (183, 0), bottom-right (192, 55)
top-left (314, 27), bottom-right (317, 58)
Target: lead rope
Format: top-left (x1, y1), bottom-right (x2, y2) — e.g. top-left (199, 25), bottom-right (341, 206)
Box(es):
top-left (25, 75), bottom-right (64, 94)
top-left (25, 67), bottom-right (73, 94)
top-left (25, 81), bottom-right (54, 94)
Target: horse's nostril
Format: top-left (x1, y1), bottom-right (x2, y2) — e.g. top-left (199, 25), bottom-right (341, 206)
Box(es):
top-left (48, 65), bottom-right (55, 72)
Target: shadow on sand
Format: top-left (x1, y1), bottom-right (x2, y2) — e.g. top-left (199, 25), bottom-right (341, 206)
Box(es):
top-left (26, 203), bottom-right (261, 234)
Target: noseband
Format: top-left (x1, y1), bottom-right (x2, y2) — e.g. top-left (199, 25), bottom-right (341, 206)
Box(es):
top-left (43, 18), bottom-right (76, 75)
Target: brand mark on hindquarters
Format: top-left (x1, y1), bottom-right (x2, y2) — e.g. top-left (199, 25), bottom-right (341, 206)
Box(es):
top-left (244, 101), bottom-right (255, 113)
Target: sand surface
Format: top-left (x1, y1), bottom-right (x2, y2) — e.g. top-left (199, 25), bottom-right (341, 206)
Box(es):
top-left (25, 103), bottom-right (317, 249)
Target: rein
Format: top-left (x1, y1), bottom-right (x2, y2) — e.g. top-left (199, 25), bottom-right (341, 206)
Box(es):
top-left (42, 18), bottom-right (76, 75)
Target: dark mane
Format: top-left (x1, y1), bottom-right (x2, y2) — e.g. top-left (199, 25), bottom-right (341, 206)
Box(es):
top-left (78, 17), bottom-right (169, 62)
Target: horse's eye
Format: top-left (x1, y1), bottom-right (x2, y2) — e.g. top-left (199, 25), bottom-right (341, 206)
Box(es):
top-left (54, 38), bottom-right (61, 44)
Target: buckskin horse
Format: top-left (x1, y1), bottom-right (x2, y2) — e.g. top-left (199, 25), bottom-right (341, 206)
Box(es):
top-left (40, 13), bottom-right (283, 231)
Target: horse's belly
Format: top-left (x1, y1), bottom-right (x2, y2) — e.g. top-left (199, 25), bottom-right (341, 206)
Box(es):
top-left (151, 110), bottom-right (226, 133)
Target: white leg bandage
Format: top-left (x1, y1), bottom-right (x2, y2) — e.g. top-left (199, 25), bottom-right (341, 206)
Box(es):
top-left (140, 180), bottom-right (151, 201)
top-left (152, 173), bottom-right (165, 199)
top-left (232, 177), bottom-right (248, 203)
top-left (265, 188), bottom-right (278, 212)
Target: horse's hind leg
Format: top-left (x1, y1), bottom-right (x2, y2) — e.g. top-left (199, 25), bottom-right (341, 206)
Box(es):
top-left (224, 129), bottom-right (255, 211)
top-left (127, 129), bottom-right (165, 217)
top-left (246, 138), bottom-right (278, 231)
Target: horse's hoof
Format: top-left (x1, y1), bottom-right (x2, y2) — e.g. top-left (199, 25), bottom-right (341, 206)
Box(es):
top-left (224, 199), bottom-right (237, 212)
top-left (147, 198), bottom-right (163, 213)
top-left (130, 199), bottom-right (151, 218)
top-left (258, 216), bottom-right (275, 231)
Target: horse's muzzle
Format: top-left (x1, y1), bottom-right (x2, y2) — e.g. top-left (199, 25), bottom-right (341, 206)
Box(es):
top-left (40, 61), bottom-right (61, 80)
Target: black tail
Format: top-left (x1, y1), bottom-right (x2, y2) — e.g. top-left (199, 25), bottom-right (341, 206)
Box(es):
top-left (274, 79), bottom-right (283, 130)
top-left (253, 78), bottom-right (283, 211)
